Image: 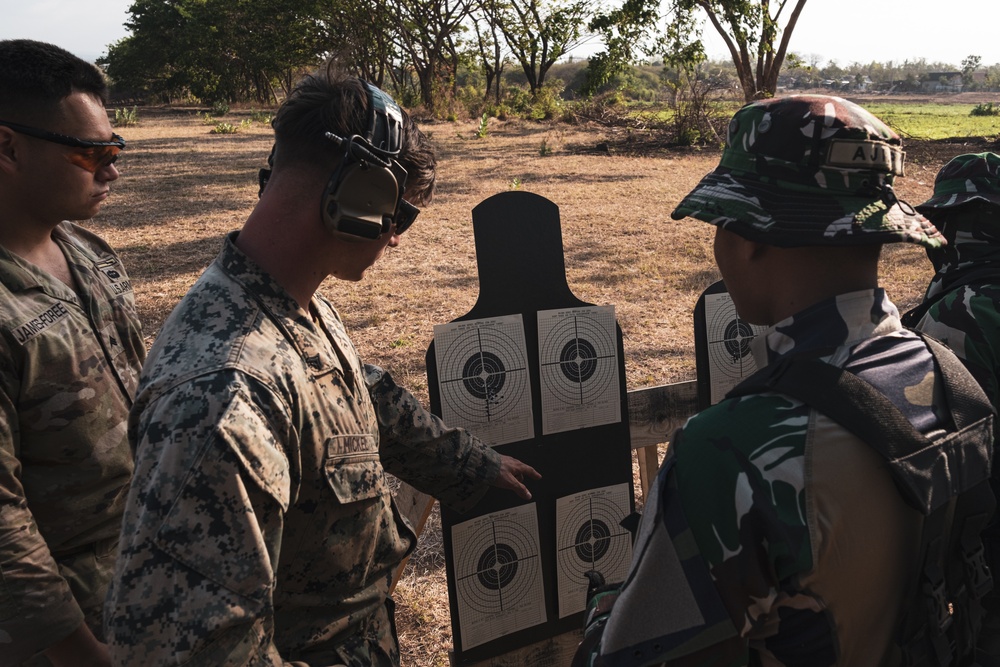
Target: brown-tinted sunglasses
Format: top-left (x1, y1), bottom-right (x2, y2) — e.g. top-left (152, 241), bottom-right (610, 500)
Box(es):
top-left (0, 120), bottom-right (125, 173)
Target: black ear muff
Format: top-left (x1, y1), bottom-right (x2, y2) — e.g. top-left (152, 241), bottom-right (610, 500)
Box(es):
top-left (322, 159), bottom-right (399, 239)
top-left (320, 80), bottom-right (407, 239)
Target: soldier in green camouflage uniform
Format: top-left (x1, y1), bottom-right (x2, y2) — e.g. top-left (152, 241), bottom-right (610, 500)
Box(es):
top-left (903, 152), bottom-right (1000, 659)
top-left (104, 66), bottom-right (539, 666)
top-left (574, 96), bottom-right (994, 666)
top-left (0, 41), bottom-right (144, 666)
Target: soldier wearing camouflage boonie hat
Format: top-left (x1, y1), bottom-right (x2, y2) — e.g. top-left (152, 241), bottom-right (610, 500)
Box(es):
top-left (671, 94), bottom-right (945, 248)
top-left (917, 151), bottom-right (1000, 213)
top-left (905, 151), bottom-right (1000, 661)
top-left (573, 96), bottom-right (995, 667)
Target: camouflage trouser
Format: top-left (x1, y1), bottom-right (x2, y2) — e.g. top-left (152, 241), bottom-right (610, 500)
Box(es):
top-left (286, 597), bottom-right (400, 667)
top-left (20, 537), bottom-right (118, 666)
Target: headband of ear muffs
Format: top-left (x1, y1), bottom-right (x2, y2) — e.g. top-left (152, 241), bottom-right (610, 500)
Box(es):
top-left (320, 81), bottom-right (409, 239)
top-left (256, 80), bottom-right (417, 240)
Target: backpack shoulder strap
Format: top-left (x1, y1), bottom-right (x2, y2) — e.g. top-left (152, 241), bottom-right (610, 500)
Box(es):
top-left (726, 336), bottom-right (995, 667)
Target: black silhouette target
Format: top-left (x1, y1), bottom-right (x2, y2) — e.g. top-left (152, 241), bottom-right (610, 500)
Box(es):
top-left (540, 314), bottom-right (616, 405)
top-left (557, 493), bottom-right (631, 575)
top-left (438, 323), bottom-right (529, 423)
top-left (456, 517), bottom-right (540, 614)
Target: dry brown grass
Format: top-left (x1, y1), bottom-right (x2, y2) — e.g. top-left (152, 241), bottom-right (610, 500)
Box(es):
top-left (88, 106), bottom-right (984, 665)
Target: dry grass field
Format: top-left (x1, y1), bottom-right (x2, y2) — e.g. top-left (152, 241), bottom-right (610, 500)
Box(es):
top-left (88, 105), bottom-right (991, 666)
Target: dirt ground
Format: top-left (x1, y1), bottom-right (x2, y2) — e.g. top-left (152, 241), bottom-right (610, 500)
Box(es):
top-left (88, 107), bottom-right (995, 666)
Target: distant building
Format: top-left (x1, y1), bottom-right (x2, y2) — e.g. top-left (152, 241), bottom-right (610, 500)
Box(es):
top-left (922, 72), bottom-right (963, 93)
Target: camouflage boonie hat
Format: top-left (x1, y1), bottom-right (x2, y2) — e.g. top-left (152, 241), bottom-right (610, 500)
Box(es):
top-left (917, 152), bottom-right (1000, 213)
top-left (671, 95), bottom-right (944, 248)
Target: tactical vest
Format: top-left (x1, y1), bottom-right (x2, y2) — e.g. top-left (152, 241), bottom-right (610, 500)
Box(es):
top-left (728, 332), bottom-right (995, 667)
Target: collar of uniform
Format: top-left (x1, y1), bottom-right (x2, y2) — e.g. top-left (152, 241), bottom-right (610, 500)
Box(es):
top-left (218, 232), bottom-right (345, 376)
top-left (750, 288), bottom-right (902, 367)
top-left (0, 222), bottom-right (82, 304)
top-left (0, 241), bottom-right (43, 293)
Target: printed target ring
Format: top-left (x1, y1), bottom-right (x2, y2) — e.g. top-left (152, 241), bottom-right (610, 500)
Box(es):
top-left (476, 543), bottom-right (519, 590)
top-left (455, 519), bottom-right (540, 614)
top-left (707, 303), bottom-right (760, 382)
top-left (438, 326), bottom-right (529, 423)
top-left (540, 316), bottom-right (616, 404)
top-left (559, 338), bottom-right (599, 383)
top-left (462, 351), bottom-right (507, 400)
top-left (558, 495), bottom-right (631, 571)
top-left (722, 319), bottom-right (754, 362)
top-left (574, 519), bottom-right (611, 562)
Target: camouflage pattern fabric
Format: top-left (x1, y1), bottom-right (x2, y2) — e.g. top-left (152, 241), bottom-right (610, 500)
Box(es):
top-left (916, 152), bottom-right (1000, 213)
top-left (906, 157), bottom-right (1000, 658)
top-left (0, 221), bottom-right (144, 664)
top-left (670, 95), bottom-right (944, 249)
top-left (105, 232), bottom-right (501, 666)
top-left (586, 290), bottom-right (949, 666)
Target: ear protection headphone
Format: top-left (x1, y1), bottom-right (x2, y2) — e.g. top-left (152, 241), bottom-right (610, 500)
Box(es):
top-left (322, 81), bottom-right (417, 239)
top-left (257, 80), bottom-right (419, 240)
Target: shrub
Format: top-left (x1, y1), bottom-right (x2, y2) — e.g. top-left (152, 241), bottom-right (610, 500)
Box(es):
top-left (249, 109), bottom-right (273, 124)
top-left (211, 100), bottom-right (230, 116)
top-left (971, 102), bottom-right (1000, 117)
top-left (114, 106), bottom-right (139, 127)
top-left (210, 122), bottom-right (238, 134)
top-left (475, 113), bottom-right (489, 139)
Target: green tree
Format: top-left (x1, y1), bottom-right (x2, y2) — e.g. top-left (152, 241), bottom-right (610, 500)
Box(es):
top-left (102, 0), bottom-right (326, 104)
top-left (390, 0), bottom-right (472, 113)
top-left (962, 54), bottom-right (982, 90)
top-left (583, 0), bottom-right (808, 103)
top-left (101, 0), bottom-right (198, 102)
top-left (318, 0), bottom-right (399, 89)
top-left (487, 0), bottom-right (589, 96)
top-left (583, 0), bottom-right (664, 96)
top-left (683, 0), bottom-right (809, 102)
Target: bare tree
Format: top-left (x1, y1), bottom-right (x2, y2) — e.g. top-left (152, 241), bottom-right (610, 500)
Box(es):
top-left (470, 0), bottom-right (509, 104)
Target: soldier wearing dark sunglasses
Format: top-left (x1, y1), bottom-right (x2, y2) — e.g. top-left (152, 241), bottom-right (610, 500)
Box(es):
top-left (0, 40), bottom-right (144, 667)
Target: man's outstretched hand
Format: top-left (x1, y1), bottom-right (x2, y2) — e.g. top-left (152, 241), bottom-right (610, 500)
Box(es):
top-left (492, 455), bottom-right (542, 500)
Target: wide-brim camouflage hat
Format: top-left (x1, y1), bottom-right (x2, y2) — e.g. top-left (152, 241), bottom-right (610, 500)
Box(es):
top-left (671, 95), bottom-right (944, 248)
top-left (917, 152), bottom-right (1000, 213)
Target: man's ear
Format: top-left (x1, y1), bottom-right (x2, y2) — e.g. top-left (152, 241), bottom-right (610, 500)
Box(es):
top-left (0, 128), bottom-right (17, 173)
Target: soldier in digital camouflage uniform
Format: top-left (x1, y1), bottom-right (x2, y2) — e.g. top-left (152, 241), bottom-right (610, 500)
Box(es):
top-left (573, 95), bottom-right (995, 666)
top-left (903, 152), bottom-right (1000, 660)
top-left (104, 64), bottom-right (539, 667)
top-left (0, 40), bottom-right (144, 666)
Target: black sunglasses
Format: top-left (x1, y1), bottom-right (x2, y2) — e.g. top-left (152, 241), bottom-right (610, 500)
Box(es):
top-left (0, 120), bottom-right (125, 172)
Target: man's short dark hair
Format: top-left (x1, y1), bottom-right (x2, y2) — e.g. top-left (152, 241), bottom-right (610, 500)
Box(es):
top-left (0, 39), bottom-right (109, 123)
top-left (271, 61), bottom-right (436, 206)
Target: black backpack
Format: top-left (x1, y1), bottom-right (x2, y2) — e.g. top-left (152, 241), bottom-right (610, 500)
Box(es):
top-left (727, 333), bottom-right (995, 666)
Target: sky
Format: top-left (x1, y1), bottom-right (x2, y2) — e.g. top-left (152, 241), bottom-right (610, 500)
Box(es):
top-left (1, 0), bottom-right (997, 70)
